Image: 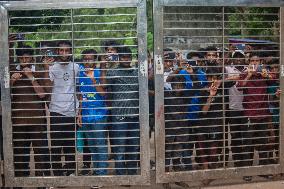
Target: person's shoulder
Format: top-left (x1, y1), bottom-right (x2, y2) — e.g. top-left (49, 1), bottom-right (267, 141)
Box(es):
top-left (67, 62), bottom-right (79, 68)
top-left (106, 69), bottom-right (116, 76)
top-left (179, 69), bottom-right (187, 74)
top-left (74, 62), bottom-right (80, 69)
top-left (197, 69), bottom-right (206, 75)
top-left (49, 62), bottom-right (58, 71)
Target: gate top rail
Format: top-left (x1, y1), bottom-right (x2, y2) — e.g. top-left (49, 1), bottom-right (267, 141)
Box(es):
top-left (0, 0), bottom-right (141, 10)
top-left (160, 0), bottom-right (284, 7)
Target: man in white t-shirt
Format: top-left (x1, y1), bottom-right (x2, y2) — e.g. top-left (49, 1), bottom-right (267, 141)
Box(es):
top-left (225, 51), bottom-right (250, 173)
top-left (43, 40), bottom-right (79, 176)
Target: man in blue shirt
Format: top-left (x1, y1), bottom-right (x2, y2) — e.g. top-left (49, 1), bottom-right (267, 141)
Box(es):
top-left (77, 49), bottom-right (108, 175)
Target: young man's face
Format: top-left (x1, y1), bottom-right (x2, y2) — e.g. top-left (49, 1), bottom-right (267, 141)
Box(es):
top-left (172, 82), bottom-right (184, 96)
top-left (57, 44), bottom-right (71, 62)
top-left (19, 53), bottom-right (33, 67)
top-left (207, 75), bottom-right (221, 85)
top-left (119, 55), bottom-right (131, 67)
top-left (83, 54), bottom-right (96, 69)
top-left (106, 47), bottom-right (117, 54)
top-left (233, 56), bottom-right (245, 66)
top-left (249, 56), bottom-right (261, 66)
top-left (180, 59), bottom-right (192, 70)
top-left (172, 82), bottom-right (184, 90)
top-left (206, 51), bottom-right (217, 63)
top-left (164, 59), bottom-right (174, 70)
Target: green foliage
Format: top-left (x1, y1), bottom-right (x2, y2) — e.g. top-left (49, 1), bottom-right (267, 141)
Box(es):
top-left (9, 4), bottom-right (278, 52)
top-left (226, 7), bottom-right (279, 42)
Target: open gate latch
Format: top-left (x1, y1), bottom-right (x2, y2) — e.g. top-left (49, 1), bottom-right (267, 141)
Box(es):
top-left (155, 55), bottom-right (163, 75)
top-left (4, 66), bottom-right (10, 89)
top-left (281, 65), bottom-right (284, 77)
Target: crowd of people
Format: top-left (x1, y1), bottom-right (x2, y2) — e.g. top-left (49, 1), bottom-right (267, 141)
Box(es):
top-left (7, 37), bottom-right (140, 182)
top-left (161, 45), bottom-right (281, 182)
top-left (0, 34), bottom-right (281, 189)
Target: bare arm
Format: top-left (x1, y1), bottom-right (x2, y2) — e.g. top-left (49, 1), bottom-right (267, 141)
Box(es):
top-left (42, 58), bottom-right (54, 99)
top-left (202, 84), bottom-right (218, 115)
top-left (77, 94), bottom-right (83, 127)
top-left (91, 78), bottom-right (106, 96)
top-left (99, 56), bottom-right (108, 88)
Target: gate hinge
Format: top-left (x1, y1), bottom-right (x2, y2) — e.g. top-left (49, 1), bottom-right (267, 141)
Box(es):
top-left (0, 160), bottom-right (3, 175)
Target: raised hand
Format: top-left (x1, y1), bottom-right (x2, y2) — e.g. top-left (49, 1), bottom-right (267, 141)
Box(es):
top-left (84, 70), bottom-right (97, 84)
top-left (43, 57), bottom-right (55, 69)
top-left (261, 68), bottom-right (269, 78)
top-left (276, 89), bottom-right (281, 98)
top-left (11, 72), bottom-right (22, 81)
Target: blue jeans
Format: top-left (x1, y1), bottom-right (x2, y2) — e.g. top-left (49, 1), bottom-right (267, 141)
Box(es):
top-left (81, 118), bottom-right (108, 175)
top-left (110, 116), bottom-right (140, 175)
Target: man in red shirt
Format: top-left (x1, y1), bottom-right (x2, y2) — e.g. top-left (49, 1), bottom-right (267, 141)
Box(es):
top-left (238, 52), bottom-right (275, 180)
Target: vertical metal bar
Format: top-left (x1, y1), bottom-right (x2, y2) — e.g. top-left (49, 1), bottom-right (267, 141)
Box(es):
top-left (154, 0), bottom-right (166, 183)
top-left (0, 5), bottom-right (15, 186)
top-left (70, 8), bottom-right (78, 176)
top-left (221, 6), bottom-right (226, 168)
top-left (137, 0), bottom-right (150, 183)
top-left (279, 6), bottom-right (284, 173)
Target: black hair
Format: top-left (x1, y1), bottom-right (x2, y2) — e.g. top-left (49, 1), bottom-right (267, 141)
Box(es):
top-left (82, 49), bottom-right (97, 57)
top-left (198, 48), bottom-right (206, 58)
top-left (187, 51), bottom-right (202, 59)
top-left (206, 67), bottom-right (222, 79)
top-left (163, 48), bottom-right (173, 52)
top-left (171, 75), bottom-right (185, 83)
top-left (57, 40), bottom-right (72, 47)
top-left (39, 41), bottom-right (55, 48)
top-left (249, 51), bottom-right (261, 58)
top-left (16, 45), bottom-right (34, 56)
top-left (206, 46), bottom-right (218, 53)
top-left (163, 48), bottom-right (175, 60)
top-left (119, 47), bottom-right (132, 59)
top-left (232, 51), bottom-right (245, 59)
top-left (104, 40), bottom-right (120, 51)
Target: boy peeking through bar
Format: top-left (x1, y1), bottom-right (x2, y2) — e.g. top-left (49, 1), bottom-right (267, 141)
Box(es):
top-left (77, 49), bottom-right (109, 176)
top-left (11, 46), bottom-right (50, 177)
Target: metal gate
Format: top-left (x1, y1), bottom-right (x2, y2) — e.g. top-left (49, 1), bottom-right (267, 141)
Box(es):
top-left (0, 0), bottom-right (149, 187)
top-left (154, 0), bottom-right (284, 184)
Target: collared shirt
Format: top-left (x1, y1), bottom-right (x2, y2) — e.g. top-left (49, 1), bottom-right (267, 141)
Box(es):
top-left (106, 66), bottom-right (139, 118)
